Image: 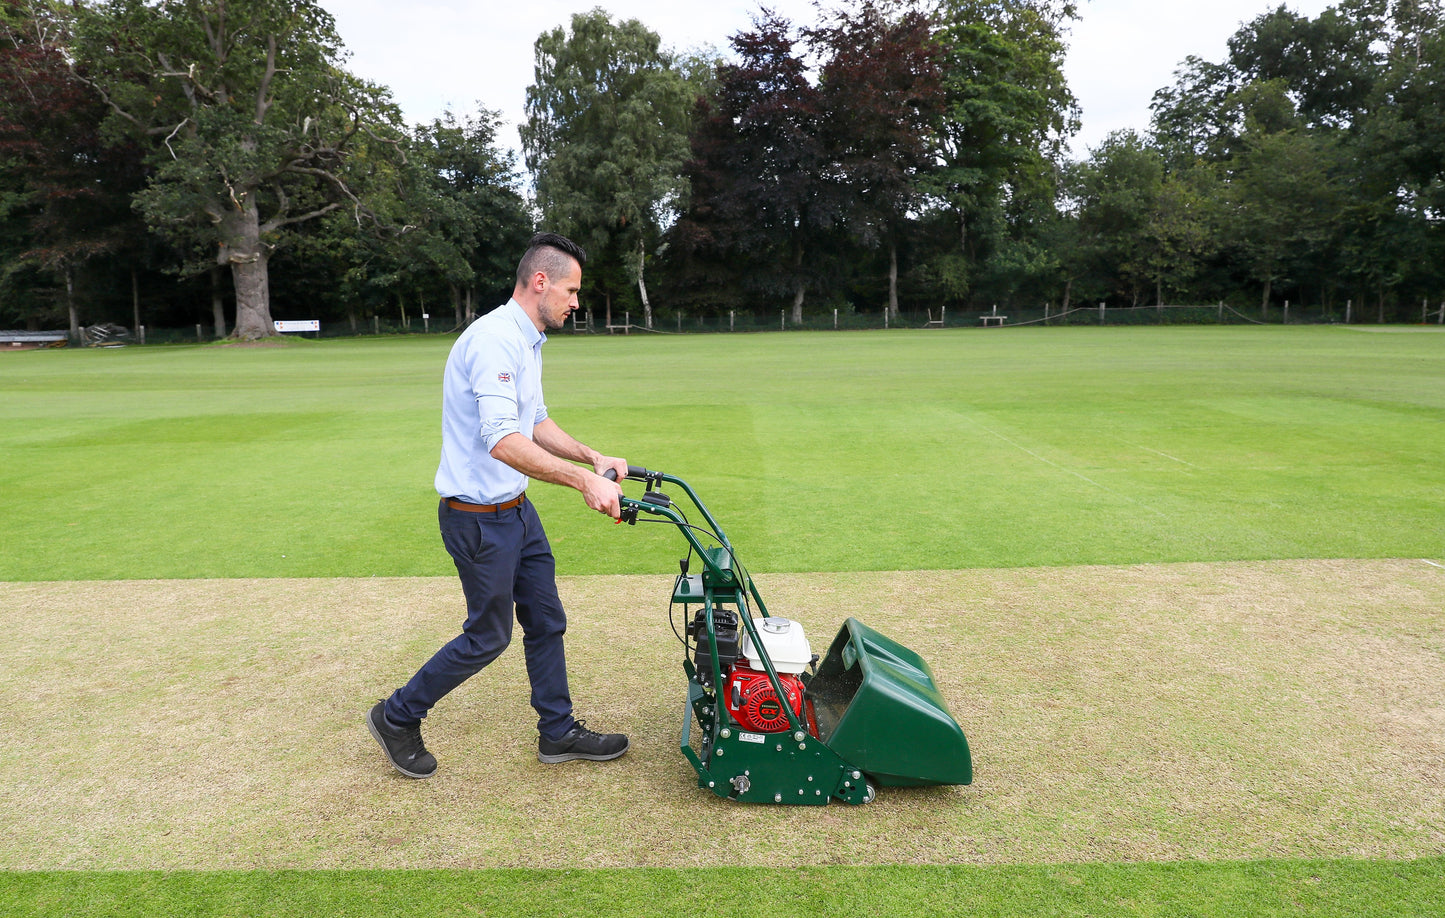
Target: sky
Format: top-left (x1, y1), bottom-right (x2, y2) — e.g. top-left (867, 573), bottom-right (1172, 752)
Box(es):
top-left (322, 0), bottom-right (1337, 158)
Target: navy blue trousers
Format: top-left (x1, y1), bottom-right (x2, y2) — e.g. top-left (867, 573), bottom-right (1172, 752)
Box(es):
top-left (385, 497), bottom-right (575, 740)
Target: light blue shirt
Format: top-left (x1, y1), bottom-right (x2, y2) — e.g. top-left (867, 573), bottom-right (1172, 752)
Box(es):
top-left (435, 299), bottom-right (548, 504)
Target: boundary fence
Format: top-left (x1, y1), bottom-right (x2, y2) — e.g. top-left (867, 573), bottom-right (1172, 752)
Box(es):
top-left (567, 300), bottom-right (1445, 335)
top-left (23, 299), bottom-right (1445, 346)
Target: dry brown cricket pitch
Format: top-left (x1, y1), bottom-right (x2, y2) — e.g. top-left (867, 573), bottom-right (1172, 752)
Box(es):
top-left (2, 558), bottom-right (1442, 869)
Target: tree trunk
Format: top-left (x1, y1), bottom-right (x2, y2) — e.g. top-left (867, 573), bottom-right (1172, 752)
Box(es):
top-left (230, 256), bottom-right (271, 338)
top-left (1260, 277), bottom-right (1272, 318)
top-left (790, 241), bottom-right (805, 325)
top-left (210, 267), bottom-right (227, 338)
top-left (887, 241), bottom-right (899, 319)
top-left (65, 266), bottom-right (79, 343)
top-left (1062, 277), bottom-right (1073, 313)
top-left (221, 200), bottom-right (275, 340)
top-left (637, 241), bottom-right (653, 330)
top-left (131, 269), bottom-right (141, 335)
top-left (451, 284), bottom-right (463, 329)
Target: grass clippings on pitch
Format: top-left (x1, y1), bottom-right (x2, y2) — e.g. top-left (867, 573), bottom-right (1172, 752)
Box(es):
top-left (2, 558), bottom-right (1441, 871)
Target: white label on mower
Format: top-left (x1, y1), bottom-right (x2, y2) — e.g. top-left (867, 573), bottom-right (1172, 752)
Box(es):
top-left (738, 732), bottom-right (766, 744)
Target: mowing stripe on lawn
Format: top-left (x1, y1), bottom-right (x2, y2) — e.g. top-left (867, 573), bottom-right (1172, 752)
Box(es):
top-left (2, 327), bottom-right (1441, 579)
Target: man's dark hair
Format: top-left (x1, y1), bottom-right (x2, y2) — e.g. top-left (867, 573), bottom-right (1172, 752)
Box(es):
top-left (516, 232), bottom-right (587, 287)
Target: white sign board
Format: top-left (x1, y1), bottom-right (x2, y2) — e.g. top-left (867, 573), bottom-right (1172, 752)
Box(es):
top-left (274, 320), bottom-right (320, 333)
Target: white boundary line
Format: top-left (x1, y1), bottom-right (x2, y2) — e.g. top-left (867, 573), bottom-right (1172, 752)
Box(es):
top-left (1136, 445), bottom-right (1199, 468)
top-left (1421, 559), bottom-right (1445, 570)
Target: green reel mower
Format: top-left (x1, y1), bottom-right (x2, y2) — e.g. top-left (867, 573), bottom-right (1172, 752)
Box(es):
top-left (608, 466), bottom-right (973, 805)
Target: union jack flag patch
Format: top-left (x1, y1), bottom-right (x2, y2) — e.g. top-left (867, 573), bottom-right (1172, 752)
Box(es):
top-left (497, 372), bottom-right (512, 383)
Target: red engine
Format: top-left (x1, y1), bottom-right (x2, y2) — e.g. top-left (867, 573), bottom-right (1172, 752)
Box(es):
top-left (724, 660), bottom-right (813, 734)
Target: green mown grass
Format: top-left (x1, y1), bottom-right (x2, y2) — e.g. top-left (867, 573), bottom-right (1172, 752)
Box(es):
top-left (2, 327), bottom-right (1442, 580)
top-left (3, 860), bottom-right (1442, 917)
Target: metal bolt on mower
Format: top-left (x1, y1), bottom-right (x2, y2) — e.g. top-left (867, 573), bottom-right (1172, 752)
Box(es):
top-left (608, 466), bottom-right (973, 805)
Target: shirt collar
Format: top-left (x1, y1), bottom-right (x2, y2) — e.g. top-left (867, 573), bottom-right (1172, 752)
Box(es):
top-left (504, 298), bottom-right (546, 348)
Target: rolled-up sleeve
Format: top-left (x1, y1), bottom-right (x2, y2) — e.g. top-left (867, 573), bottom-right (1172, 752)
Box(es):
top-left (478, 397), bottom-right (520, 453)
top-left (466, 338), bottom-right (523, 453)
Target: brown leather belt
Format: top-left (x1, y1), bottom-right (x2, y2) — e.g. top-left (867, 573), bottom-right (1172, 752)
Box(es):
top-left (445, 494), bottom-right (526, 513)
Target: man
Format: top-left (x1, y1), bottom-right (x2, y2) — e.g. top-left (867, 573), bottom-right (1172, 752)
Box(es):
top-left (368, 232), bottom-right (629, 779)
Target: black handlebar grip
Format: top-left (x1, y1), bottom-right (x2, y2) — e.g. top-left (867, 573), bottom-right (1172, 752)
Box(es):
top-left (604, 465), bottom-right (653, 482)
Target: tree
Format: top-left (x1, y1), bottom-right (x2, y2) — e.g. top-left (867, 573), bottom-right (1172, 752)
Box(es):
top-left (521, 9), bottom-right (695, 328)
top-left (809, 0), bottom-right (943, 317)
top-left (1140, 165), bottom-right (1219, 306)
top-left (0, 0), bottom-right (148, 337)
top-left (1142, 1), bottom-right (1444, 315)
top-left (1335, 0), bottom-right (1445, 318)
top-left (928, 0), bottom-right (1078, 293)
top-left (1225, 0), bottom-right (1386, 129)
top-left (1225, 126), bottom-right (1340, 312)
top-left (670, 9), bottom-right (838, 323)
top-left (69, 0), bottom-right (407, 339)
top-left (1151, 0), bottom-right (1389, 165)
top-left (1063, 131), bottom-right (1164, 306)
top-left (415, 110), bottom-right (532, 324)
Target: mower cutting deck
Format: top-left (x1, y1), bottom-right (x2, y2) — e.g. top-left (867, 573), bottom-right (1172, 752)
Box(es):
top-left (609, 466), bottom-right (972, 805)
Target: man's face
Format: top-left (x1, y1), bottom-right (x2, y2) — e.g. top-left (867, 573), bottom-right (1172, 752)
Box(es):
top-left (537, 260), bottom-right (582, 331)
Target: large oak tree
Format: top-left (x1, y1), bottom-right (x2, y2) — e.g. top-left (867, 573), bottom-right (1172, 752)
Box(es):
top-left (70, 0), bottom-right (405, 338)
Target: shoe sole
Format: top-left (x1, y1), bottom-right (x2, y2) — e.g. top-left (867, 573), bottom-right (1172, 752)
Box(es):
top-left (537, 739), bottom-right (630, 764)
top-left (367, 706), bottom-right (436, 779)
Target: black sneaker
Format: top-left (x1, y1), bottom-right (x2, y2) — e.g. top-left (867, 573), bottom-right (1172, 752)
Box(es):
top-left (537, 719), bottom-right (630, 763)
top-left (367, 701), bottom-right (437, 778)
